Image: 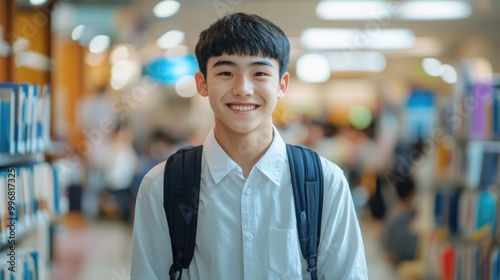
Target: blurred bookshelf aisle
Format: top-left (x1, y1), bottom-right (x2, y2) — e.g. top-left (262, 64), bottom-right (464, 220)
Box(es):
top-left (50, 214), bottom-right (133, 280)
top-left (48, 213), bottom-right (399, 280)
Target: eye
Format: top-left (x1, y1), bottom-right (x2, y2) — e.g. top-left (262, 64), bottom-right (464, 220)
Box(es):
top-left (219, 72), bottom-right (232, 76)
top-left (254, 72), bottom-right (268, 77)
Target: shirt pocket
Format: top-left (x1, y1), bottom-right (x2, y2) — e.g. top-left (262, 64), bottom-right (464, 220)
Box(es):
top-left (268, 228), bottom-right (303, 279)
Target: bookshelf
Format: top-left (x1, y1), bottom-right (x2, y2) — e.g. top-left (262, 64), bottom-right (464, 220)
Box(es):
top-left (422, 61), bottom-right (500, 279)
top-left (0, 96), bottom-right (67, 279)
top-left (0, 1), bottom-right (67, 279)
top-left (0, 153), bottom-right (44, 168)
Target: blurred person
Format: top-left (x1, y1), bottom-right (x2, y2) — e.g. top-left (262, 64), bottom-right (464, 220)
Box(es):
top-left (77, 84), bottom-right (115, 219)
top-left (131, 12), bottom-right (367, 279)
top-left (383, 174), bottom-right (419, 266)
top-left (129, 129), bottom-right (176, 222)
top-left (100, 122), bottom-right (138, 222)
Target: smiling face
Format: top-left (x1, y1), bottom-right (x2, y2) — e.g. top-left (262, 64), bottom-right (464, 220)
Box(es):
top-left (195, 54), bottom-right (289, 139)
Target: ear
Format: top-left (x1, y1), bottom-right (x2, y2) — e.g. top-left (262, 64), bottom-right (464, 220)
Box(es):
top-left (195, 71), bottom-right (208, 97)
top-left (278, 72), bottom-right (289, 99)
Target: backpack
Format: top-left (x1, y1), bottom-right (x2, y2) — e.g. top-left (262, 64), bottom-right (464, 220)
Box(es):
top-left (163, 144), bottom-right (324, 280)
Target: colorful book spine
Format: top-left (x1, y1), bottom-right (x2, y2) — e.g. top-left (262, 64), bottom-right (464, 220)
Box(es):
top-left (470, 82), bottom-right (493, 140)
top-left (0, 89), bottom-right (15, 154)
top-left (0, 248), bottom-right (40, 280)
top-left (0, 83), bottom-right (51, 155)
top-left (0, 161), bottom-right (69, 250)
top-left (493, 86), bottom-right (500, 138)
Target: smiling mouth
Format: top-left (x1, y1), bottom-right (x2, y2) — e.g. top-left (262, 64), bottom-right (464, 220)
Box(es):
top-left (228, 104), bottom-right (258, 112)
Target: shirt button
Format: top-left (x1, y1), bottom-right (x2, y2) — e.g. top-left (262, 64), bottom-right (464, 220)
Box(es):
top-left (246, 189), bottom-right (252, 195)
top-left (247, 234), bottom-right (253, 241)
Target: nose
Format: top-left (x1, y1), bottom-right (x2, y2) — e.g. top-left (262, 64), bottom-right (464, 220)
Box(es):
top-left (232, 75), bottom-right (254, 97)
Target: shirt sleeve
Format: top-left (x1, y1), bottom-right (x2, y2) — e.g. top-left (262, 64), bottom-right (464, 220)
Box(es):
top-left (317, 159), bottom-right (368, 280)
top-left (131, 175), bottom-right (172, 280)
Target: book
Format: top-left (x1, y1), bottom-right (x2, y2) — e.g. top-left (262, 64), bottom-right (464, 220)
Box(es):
top-left (493, 86), bottom-right (500, 137)
top-left (0, 89), bottom-right (15, 154)
top-left (441, 244), bottom-right (455, 279)
top-left (459, 190), bottom-right (478, 238)
top-left (0, 83), bottom-right (27, 154)
top-left (476, 190), bottom-right (496, 233)
top-left (467, 141), bottom-right (485, 189)
top-left (479, 149), bottom-right (500, 188)
top-left (0, 172), bottom-right (7, 245)
top-left (470, 82), bottom-right (493, 140)
top-left (448, 188), bottom-right (462, 236)
top-left (41, 84), bottom-right (51, 151)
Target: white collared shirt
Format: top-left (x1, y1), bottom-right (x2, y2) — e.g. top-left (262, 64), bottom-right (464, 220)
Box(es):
top-left (131, 128), bottom-right (368, 280)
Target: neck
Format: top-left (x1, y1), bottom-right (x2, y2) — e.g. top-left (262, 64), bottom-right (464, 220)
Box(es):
top-left (214, 125), bottom-right (274, 178)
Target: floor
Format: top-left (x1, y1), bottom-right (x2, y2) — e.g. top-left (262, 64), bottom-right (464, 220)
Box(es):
top-left (49, 213), bottom-right (399, 280)
top-left (50, 214), bottom-right (133, 280)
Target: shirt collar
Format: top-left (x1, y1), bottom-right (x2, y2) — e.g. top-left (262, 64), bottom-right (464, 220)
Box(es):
top-left (203, 126), bottom-right (287, 186)
top-left (254, 126), bottom-right (286, 187)
top-left (204, 127), bottom-right (238, 184)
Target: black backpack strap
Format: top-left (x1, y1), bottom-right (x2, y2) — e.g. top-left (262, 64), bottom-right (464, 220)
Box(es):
top-left (286, 144), bottom-right (324, 280)
top-left (163, 145), bottom-right (203, 280)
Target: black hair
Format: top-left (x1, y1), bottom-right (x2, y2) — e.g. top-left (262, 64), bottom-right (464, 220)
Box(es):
top-left (195, 12), bottom-right (290, 79)
top-left (394, 175), bottom-right (415, 201)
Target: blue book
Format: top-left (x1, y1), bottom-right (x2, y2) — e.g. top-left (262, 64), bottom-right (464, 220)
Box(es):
top-left (35, 86), bottom-right (44, 151)
top-left (53, 165), bottom-right (60, 216)
top-left (467, 141), bottom-right (485, 189)
top-left (448, 188), bottom-right (462, 236)
top-left (29, 251), bottom-right (39, 280)
top-left (493, 87), bottom-right (500, 137)
top-left (0, 89), bottom-right (15, 154)
top-left (0, 83), bottom-right (28, 154)
top-left (476, 190), bottom-right (496, 231)
top-left (24, 85), bottom-right (35, 153)
top-left (434, 190), bottom-right (447, 228)
top-left (479, 150), bottom-right (500, 188)
top-left (18, 84), bottom-right (30, 155)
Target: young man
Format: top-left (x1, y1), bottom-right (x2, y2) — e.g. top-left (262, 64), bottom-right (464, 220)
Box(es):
top-left (131, 12), bottom-right (367, 279)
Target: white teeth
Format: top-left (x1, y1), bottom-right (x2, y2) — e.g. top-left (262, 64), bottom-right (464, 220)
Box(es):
top-left (229, 105), bottom-right (256, 112)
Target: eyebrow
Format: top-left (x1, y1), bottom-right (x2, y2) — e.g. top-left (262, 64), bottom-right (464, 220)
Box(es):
top-left (212, 59), bottom-right (275, 68)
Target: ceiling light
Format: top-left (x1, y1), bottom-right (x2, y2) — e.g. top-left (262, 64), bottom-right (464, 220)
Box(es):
top-left (316, 1), bottom-right (388, 20)
top-left (301, 28), bottom-right (415, 50)
top-left (422, 58), bottom-right (442, 77)
top-left (399, 1), bottom-right (471, 20)
top-left (296, 53), bottom-right (330, 83)
top-left (156, 30), bottom-right (185, 49)
top-left (153, 0), bottom-right (181, 18)
top-left (440, 64), bottom-right (457, 84)
top-left (112, 60), bottom-right (138, 81)
top-left (89, 35), bottom-right (110, 54)
top-left (71, 25), bottom-right (85, 41)
top-left (316, 0), bottom-right (471, 21)
top-left (30, 0), bottom-right (47, 5)
top-left (324, 51), bottom-right (386, 72)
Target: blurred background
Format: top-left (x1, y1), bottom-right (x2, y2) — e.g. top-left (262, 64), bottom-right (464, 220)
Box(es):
top-left (1, 0), bottom-right (500, 279)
